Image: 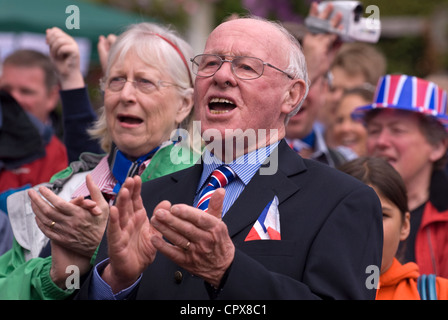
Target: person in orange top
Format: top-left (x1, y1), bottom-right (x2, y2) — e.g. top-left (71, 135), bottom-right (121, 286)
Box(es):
top-left (338, 156), bottom-right (448, 300)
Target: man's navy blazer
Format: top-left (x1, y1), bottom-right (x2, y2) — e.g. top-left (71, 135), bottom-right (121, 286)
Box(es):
top-left (81, 140), bottom-right (383, 300)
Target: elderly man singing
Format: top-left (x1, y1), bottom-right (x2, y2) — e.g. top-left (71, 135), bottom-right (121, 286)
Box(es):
top-left (80, 16), bottom-right (382, 300)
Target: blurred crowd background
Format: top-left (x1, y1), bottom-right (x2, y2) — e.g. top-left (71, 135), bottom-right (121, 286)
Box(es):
top-left (1, 0), bottom-right (447, 110)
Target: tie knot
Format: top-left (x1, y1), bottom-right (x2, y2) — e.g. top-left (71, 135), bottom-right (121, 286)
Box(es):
top-left (209, 165), bottom-right (236, 189)
top-left (196, 165), bottom-right (235, 212)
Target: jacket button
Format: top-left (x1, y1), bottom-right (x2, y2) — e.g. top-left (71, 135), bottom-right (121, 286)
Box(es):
top-left (174, 271), bottom-right (183, 284)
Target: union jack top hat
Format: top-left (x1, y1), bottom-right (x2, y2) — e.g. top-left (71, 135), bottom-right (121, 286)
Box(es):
top-left (352, 74), bottom-right (448, 130)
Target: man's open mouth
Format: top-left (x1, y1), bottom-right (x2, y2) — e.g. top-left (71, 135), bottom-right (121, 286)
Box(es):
top-left (208, 97), bottom-right (236, 114)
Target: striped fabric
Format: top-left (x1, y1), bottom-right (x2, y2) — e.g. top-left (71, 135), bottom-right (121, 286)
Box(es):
top-left (245, 196), bottom-right (281, 241)
top-left (374, 75), bottom-right (447, 117)
top-left (71, 156), bottom-right (116, 199)
top-left (71, 156), bottom-right (150, 201)
top-left (196, 165), bottom-right (236, 212)
top-left (352, 74), bottom-right (448, 129)
top-left (194, 141), bottom-right (280, 216)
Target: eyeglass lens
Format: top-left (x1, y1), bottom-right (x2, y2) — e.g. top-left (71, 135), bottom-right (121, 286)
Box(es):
top-left (193, 55), bottom-right (264, 80)
top-left (107, 78), bottom-right (162, 93)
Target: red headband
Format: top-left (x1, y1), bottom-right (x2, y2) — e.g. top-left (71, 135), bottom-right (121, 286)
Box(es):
top-left (152, 33), bottom-right (193, 87)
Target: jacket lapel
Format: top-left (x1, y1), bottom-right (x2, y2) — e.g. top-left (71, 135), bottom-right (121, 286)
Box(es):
top-left (165, 163), bottom-right (203, 206)
top-left (143, 163), bottom-right (202, 216)
top-left (223, 140), bottom-right (306, 238)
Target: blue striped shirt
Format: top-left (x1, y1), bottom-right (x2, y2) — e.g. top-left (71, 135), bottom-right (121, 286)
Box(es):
top-left (194, 141), bottom-right (280, 216)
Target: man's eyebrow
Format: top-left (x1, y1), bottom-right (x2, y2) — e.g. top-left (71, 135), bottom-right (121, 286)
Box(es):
top-left (205, 51), bottom-right (249, 57)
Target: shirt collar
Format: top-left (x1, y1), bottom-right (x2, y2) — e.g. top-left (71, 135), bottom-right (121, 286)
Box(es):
top-left (197, 141), bottom-right (280, 192)
top-left (71, 153), bottom-right (152, 199)
top-left (71, 156), bottom-right (115, 198)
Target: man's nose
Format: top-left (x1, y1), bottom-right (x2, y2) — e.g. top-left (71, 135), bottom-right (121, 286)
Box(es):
top-left (212, 60), bottom-right (237, 87)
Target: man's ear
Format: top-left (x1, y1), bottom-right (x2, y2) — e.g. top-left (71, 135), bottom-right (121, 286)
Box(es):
top-left (281, 79), bottom-right (307, 115)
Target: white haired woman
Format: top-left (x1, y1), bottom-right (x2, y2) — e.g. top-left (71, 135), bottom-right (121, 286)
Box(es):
top-left (0, 22), bottom-right (198, 299)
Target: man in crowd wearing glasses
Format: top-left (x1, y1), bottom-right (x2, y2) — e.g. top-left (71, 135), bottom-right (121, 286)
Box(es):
top-left (79, 16), bottom-right (382, 300)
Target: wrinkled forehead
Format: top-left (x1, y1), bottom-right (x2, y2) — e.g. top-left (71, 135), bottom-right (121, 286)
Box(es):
top-left (205, 19), bottom-right (289, 64)
top-left (106, 36), bottom-right (167, 78)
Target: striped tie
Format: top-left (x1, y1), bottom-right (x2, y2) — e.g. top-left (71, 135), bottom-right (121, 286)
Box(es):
top-left (196, 165), bottom-right (236, 212)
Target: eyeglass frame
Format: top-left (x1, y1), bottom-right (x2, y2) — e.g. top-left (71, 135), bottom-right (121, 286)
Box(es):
top-left (100, 77), bottom-right (186, 94)
top-left (190, 54), bottom-right (294, 80)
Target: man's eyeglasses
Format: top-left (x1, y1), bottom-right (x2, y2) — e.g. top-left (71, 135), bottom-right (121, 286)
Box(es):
top-left (190, 54), bottom-right (294, 80)
top-left (103, 77), bottom-right (185, 94)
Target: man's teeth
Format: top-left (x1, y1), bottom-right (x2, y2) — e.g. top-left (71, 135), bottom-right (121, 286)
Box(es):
top-left (211, 110), bottom-right (230, 114)
top-left (210, 97), bottom-right (235, 104)
top-left (209, 97), bottom-right (235, 114)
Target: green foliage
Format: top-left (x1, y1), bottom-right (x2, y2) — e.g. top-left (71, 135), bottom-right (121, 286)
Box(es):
top-left (359, 0), bottom-right (448, 76)
top-left (359, 0), bottom-right (448, 16)
top-left (215, 0), bottom-right (246, 24)
top-left (377, 36), bottom-right (428, 77)
top-left (88, 0), bottom-right (448, 76)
